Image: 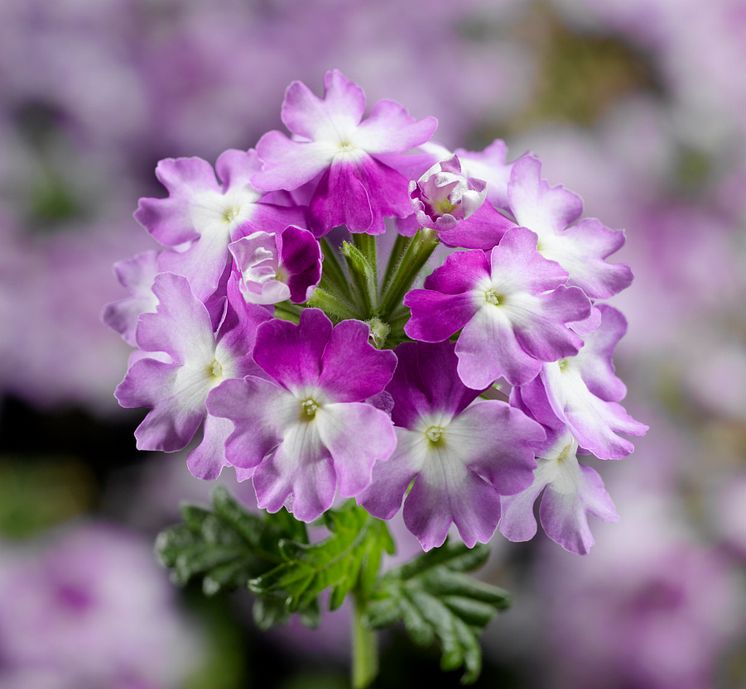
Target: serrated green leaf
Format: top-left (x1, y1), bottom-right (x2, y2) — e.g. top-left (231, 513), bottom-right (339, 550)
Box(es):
top-left (249, 502), bottom-right (393, 617)
top-left (364, 541), bottom-right (510, 684)
top-left (155, 488), bottom-right (305, 607)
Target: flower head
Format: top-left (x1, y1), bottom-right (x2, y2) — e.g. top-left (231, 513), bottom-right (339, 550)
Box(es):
top-left (208, 309), bottom-right (397, 522)
top-left (361, 341), bottom-right (544, 550)
top-left (253, 69), bottom-right (437, 236)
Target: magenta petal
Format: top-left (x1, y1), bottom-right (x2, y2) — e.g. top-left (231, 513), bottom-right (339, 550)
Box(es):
top-left (386, 341), bottom-right (482, 427)
top-left (252, 309), bottom-right (332, 389)
top-left (437, 202), bottom-right (515, 250)
top-left (404, 290), bottom-right (477, 343)
top-left (318, 320), bottom-right (397, 402)
top-left (402, 476), bottom-right (454, 552)
top-left (316, 403), bottom-right (396, 497)
top-left (309, 156), bottom-right (411, 236)
top-left (423, 249), bottom-right (490, 294)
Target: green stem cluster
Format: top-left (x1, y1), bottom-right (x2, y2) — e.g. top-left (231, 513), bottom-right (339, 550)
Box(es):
top-left (312, 228), bottom-right (439, 348)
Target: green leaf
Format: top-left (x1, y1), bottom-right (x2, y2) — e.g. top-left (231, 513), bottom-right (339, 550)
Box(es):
top-left (364, 541), bottom-right (510, 685)
top-left (249, 502), bottom-right (394, 616)
top-left (156, 487), bottom-right (306, 605)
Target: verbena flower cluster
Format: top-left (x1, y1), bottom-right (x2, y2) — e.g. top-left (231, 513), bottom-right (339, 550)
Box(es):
top-left (107, 69), bottom-right (647, 555)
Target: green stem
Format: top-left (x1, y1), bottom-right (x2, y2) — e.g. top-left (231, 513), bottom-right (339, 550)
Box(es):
top-left (273, 302), bottom-right (302, 323)
top-left (381, 234), bottom-right (411, 295)
top-left (342, 241), bottom-right (377, 317)
top-left (378, 229), bottom-right (439, 318)
top-left (319, 238), bottom-right (349, 295)
top-left (306, 287), bottom-right (359, 321)
top-left (352, 597), bottom-right (378, 689)
top-left (353, 233), bottom-right (378, 307)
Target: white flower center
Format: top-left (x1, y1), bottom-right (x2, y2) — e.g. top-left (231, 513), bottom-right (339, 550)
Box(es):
top-left (300, 397), bottom-right (321, 421)
top-left (484, 288), bottom-right (504, 306)
top-left (206, 358), bottom-right (223, 380)
top-left (424, 425), bottom-right (446, 447)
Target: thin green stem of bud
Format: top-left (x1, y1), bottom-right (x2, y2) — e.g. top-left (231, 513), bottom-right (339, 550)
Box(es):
top-left (306, 287), bottom-right (359, 321)
top-left (381, 234), bottom-right (411, 294)
top-left (378, 228), bottom-right (439, 319)
top-left (342, 240), bottom-right (377, 318)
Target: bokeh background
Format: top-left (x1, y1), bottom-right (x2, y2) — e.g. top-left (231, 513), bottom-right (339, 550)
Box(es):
top-left (1, 1), bottom-right (745, 687)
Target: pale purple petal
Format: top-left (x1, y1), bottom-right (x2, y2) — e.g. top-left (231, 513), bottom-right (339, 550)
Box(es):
top-left (135, 274), bottom-right (213, 364)
top-left (447, 400), bottom-right (543, 495)
top-left (539, 462), bottom-right (618, 555)
top-left (207, 376), bottom-right (297, 470)
top-left (134, 157), bottom-right (219, 246)
top-left (456, 139), bottom-right (514, 209)
top-left (456, 307), bottom-right (542, 388)
top-left (508, 155), bottom-right (583, 234)
top-left (359, 428), bottom-right (427, 519)
top-left (404, 290), bottom-right (478, 343)
top-left (253, 424), bottom-right (336, 522)
top-left (316, 402), bottom-right (396, 497)
top-left (253, 131), bottom-right (334, 192)
top-left (186, 414), bottom-right (233, 480)
top-left (354, 99), bottom-right (437, 154)
top-left (102, 251), bottom-right (159, 346)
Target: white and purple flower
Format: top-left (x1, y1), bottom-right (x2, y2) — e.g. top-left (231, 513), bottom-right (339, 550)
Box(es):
top-left (517, 306), bottom-right (648, 459)
top-left (114, 272), bottom-right (270, 479)
top-left (135, 149), bottom-right (301, 301)
top-left (252, 69), bottom-right (437, 236)
top-left (360, 341), bottom-right (544, 551)
top-left (498, 431), bottom-right (618, 554)
top-left (208, 309), bottom-right (397, 522)
top-left (507, 155), bottom-right (633, 299)
top-left (405, 227), bottom-right (591, 389)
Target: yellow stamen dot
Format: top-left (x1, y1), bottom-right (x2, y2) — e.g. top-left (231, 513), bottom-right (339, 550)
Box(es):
top-left (207, 359), bottom-right (223, 379)
top-left (222, 206), bottom-right (239, 223)
top-left (425, 425), bottom-right (446, 447)
top-left (300, 398), bottom-right (320, 420)
top-left (484, 289), bottom-right (504, 306)
top-left (558, 358), bottom-right (570, 372)
top-left (433, 198), bottom-right (456, 215)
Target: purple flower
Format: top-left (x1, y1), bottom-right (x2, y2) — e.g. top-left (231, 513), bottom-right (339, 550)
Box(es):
top-left (360, 341), bottom-right (544, 551)
top-left (114, 273), bottom-right (270, 479)
top-left (207, 309), bottom-right (397, 522)
top-left (135, 150), bottom-right (300, 301)
top-left (406, 154), bottom-right (515, 249)
top-left (0, 524), bottom-right (202, 689)
top-left (498, 431), bottom-right (618, 554)
top-left (252, 69), bottom-right (437, 236)
top-left (404, 227), bottom-right (591, 389)
top-left (455, 139), bottom-right (516, 210)
top-left (227, 225), bottom-right (322, 306)
top-left (102, 250), bottom-right (159, 347)
top-left (518, 305), bottom-right (648, 459)
top-left (507, 155), bottom-right (633, 299)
